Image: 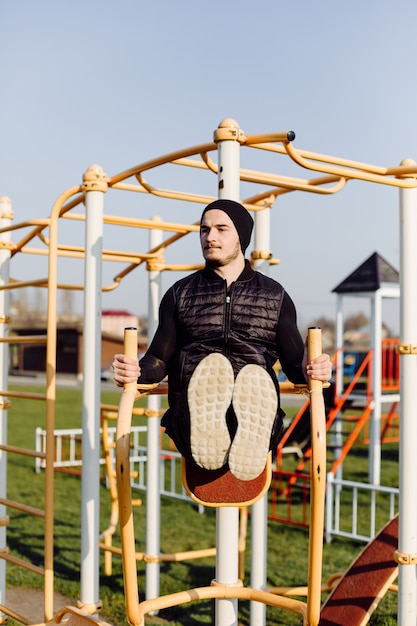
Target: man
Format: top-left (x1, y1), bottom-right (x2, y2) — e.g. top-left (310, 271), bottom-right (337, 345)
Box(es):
top-left (113, 199), bottom-right (331, 481)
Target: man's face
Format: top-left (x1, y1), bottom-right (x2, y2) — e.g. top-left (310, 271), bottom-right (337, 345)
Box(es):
top-left (200, 209), bottom-right (242, 267)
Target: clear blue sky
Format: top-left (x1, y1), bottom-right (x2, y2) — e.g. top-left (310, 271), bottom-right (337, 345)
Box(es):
top-left (2, 0), bottom-right (416, 334)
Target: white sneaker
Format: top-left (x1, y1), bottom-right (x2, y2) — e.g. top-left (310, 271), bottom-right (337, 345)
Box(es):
top-left (228, 364), bottom-right (278, 481)
top-left (188, 353), bottom-right (234, 470)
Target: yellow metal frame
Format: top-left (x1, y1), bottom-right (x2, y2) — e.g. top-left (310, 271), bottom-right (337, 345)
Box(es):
top-left (115, 328), bottom-right (327, 626)
top-left (0, 119), bottom-right (414, 624)
top-left (99, 404), bottom-right (228, 577)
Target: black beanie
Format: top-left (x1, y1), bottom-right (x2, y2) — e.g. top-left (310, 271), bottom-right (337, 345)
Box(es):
top-left (201, 199), bottom-right (254, 254)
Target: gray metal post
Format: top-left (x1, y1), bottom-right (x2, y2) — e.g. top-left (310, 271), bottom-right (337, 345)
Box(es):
top-left (398, 161), bottom-right (417, 625)
top-left (250, 205), bottom-right (271, 626)
top-left (213, 118), bottom-right (243, 626)
top-left (145, 218), bottom-right (162, 604)
top-left (80, 166), bottom-right (107, 613)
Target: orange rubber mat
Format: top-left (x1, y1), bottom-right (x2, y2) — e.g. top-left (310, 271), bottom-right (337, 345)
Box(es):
top-left (182, 453), bottom-right (271, 507)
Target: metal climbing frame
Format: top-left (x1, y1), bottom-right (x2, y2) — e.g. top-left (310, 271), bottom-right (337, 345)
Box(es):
top-left (0, 118), bottom-right (416, 624)
top-left (116, 326), bottom-right (327, 626)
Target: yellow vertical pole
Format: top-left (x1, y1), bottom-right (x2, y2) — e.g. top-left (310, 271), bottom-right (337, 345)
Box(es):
top-left (0, 197), bottom-right (13, 619)
top-left (45, 186), bottom-right (82, 621)
top-left (306, 327), bottom-right (326, 626)
top-left (117, 327), bottom-right (142, 625)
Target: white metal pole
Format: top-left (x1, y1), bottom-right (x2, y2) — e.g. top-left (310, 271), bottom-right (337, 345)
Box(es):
top-left (145, 218), bottom-right (162, 603)
top-left (333, 296), bottom-right (345, 484)
top-left (250, 206), bottom-right (271, 626)
top-left (369, 291), bottom-right (382, 485)
top-left (0, 197), bottom-right (12, 615)
top-left (398, 164), bottom-right (417, 625)
top-left (214, 118), bottom-right (243, 626)
top-left (335, 295), bottom-right (344, 399)
top-left (80, 167), bottom-right (106, 612)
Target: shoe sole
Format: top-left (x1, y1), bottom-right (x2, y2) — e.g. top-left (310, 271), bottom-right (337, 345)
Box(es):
top-left (188, 353), bottom-right (234, 470)
top-left (228, 365), bottom-right (278, 481)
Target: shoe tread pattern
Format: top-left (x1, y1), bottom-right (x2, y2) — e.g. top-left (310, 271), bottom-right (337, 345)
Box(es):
top-left (188, 353), bottom-right (234, 470)
top-left (228, 364), bottom-right (278, 481)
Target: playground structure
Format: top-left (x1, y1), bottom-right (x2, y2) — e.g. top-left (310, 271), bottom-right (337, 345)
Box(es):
top-left (115, 326), bottom-right (327, 626)
top-left (0, 118), bottom-right (416, 624)
top-left (271, 337), bottom-right (400, 543)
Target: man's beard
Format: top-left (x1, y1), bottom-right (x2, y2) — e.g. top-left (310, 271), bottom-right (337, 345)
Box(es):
top-left (204, 243), bottom-right (241, 268)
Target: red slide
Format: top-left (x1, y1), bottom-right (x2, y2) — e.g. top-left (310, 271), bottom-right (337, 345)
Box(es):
top-left (319, 515), bottom-right (398, 625)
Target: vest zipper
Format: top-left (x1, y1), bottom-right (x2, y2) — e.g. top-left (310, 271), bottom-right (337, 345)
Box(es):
top-left (224, 285), bottom-right (233, 356)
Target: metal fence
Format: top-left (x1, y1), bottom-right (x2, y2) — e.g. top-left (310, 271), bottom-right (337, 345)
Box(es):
top-left (35, 425), bottom-right (193, 503)
top-left (325, 472), bottom-right (399, 543)
top-left (35, 426), bottom-right (399, 540)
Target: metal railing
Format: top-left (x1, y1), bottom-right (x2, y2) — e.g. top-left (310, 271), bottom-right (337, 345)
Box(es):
top-left (34, 425), bottom-right (193, 503)
top-left (325, 472), bottom-right (399, 544)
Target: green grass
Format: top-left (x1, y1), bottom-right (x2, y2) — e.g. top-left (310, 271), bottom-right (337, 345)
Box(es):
top-left (4, 385), bottom-right (398, 625)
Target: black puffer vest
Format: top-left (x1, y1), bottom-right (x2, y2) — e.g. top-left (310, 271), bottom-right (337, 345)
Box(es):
top-left (160, 263), bottom-right (286, 455)
top-left (166, 264), bottom-right (284, 406)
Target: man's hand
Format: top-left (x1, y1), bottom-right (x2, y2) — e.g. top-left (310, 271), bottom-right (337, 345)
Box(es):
top-left (303, 349), bottom-right (332, 383)
top-left (112, 354), bottom-right (140, 387)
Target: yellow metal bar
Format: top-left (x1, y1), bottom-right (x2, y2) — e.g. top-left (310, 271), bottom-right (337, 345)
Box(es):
top-left (115, 328), bottom-right (308, 625)
top-left (0, 334), bottom-right (47, 344)
top-left (243, 130), bottom-right (296, 146)
top-left (0, 443), bottom-right (46, 459)
top-left (0, 550), bottom-right (44, 575)
top-left (0, 278), bottom-right (49, 290)
top-left (0, 390), bottom-right (46, 401)
top-left (100, 405), bottom-right (134, 576)
top-left (54, 605), bottom-right (119, 625)
top-left (306, 327), bottom-right (327, 626)
top-left (50, 209), bottom-right (201, 234)
top-left (173, 150), bottom-right (345, 202)
top-left (0, 497), bottom-right (44, 518)
top-left (108, 222), bottom-right (201, 285)
top-left (104, 181), bottom-right (149, 193)
top-left (11, 227), bottom-right (49, 258)
top-left (45, 185), bottom-right (82, 622)
top-left (158, 263), bottom-right (203, 272)
top-left (108, 140), bottom-right (217, 186)
top-left (57, 192), bottom-right (85, 216)
top-left (243, 174), bottom-right (347, 204)
top-left (0, 602), bottom-right (32, 625)
top-left (173, 154), bottom-right (217, 172)
top-left (135, 172), bottom-right (215, 205)
top-left (284, 141), bottom-right (417, 189)
top-left (104, 213), bottom-right (200, 234)
top-left (116, 327), bottom-right (142, 625)
top-left (101, 403), bottom-right (147, 417)
top-left (136, 585), bottom-right (307, 626)
top-left (238, 508), bottom-right (248, 582)
top-left (98, 542), bottom-right (135, 557)
top-left (247, 136), bottom-right (402, 176)
top-left (279, 381), bottom-right (309, 395)
top-left (142, 547), bottom-right (216, 563)
top-left (0, 218), bottom-right (50, 235)
top-left (20, 244), bottom-right (158, 264)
